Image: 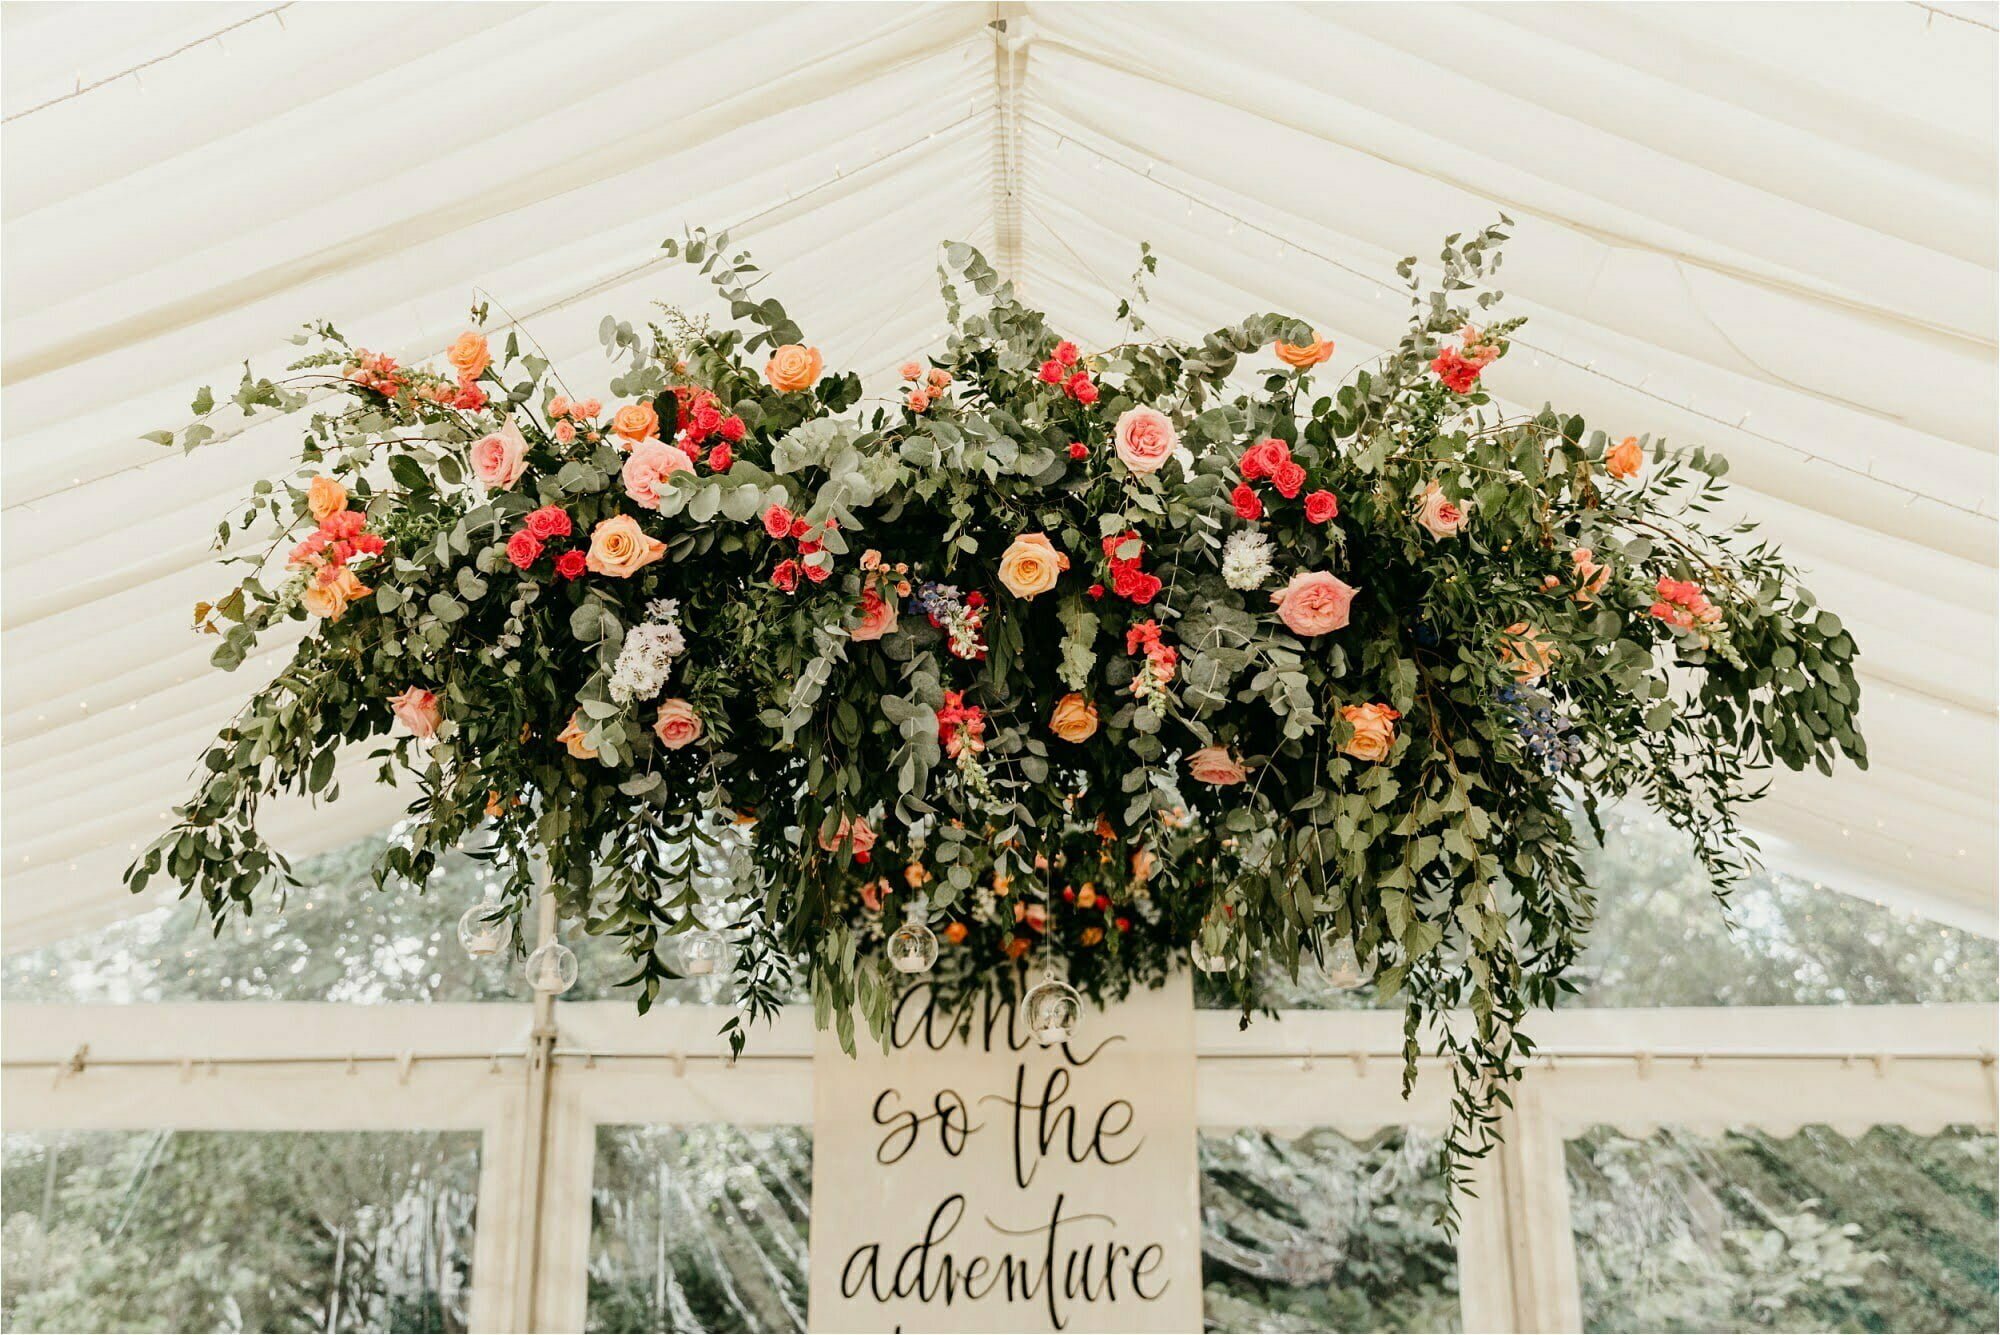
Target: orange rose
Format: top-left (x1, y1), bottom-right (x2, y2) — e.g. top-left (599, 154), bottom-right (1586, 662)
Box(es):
top-left (998, 532), bottom-right (1069, 599)
top-left (1187, 745), bottom-right (1249, 786)
top-left (1339, 702), bottom-right (1400, 762)
top-left (944, 922), bottom-right (969, 945)
top-left (585, 515), bottom-right (666, 578)
top-left (556, 712), bottom-right (598, 760)
top-left (1274, 331), bottom-right (1334, 368)
top-left (764, 344), bottom-right (823, 394)
top-left (301, 565), bottom-right (369, 621)
top-left (611, 402), bottom-right (660, 446)
top-left (1049, 693), bottom-right (1099, 743)
top-left (1004, 936), bottom-right (1033, 960)
top-left (306, 475), bottom-right (347, 522)
top-left (446, 332), bottom-right (491, 381)
top-left (1606, 436), bottom-right (1645, 480)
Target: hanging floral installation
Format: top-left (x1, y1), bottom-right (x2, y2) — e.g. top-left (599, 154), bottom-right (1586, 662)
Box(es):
top-left (132, 221), bottom-right (1865, 1204)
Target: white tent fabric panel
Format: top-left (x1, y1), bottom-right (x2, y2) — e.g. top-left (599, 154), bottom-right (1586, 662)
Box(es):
top-left (3, 1), bottom-right (1994, 949)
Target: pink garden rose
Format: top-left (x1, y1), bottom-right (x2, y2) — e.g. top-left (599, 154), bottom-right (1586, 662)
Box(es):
top-left (1270, 570), bottom-right (1358, 636)
top-left (388, 687), bottom-right (441, 739)
top-left (620, 441), bottom-right (694, 510)
top-left (1113, 406), bottom-right (1178, 475)
top-left (1414, 482), bottom-right (1470, 539)
top-left (1186, 745), bottom-right (1249, 786)
top-left (851, 586), bottom-right (899, 641)
top-left (818, 815), bottom-right (877, 860)
top-left (653, 698), bottom-right (704, 749)
top-left (469, 421), bottom-right (529, 489)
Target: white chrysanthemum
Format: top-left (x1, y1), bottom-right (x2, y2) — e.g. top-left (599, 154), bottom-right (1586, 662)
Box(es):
top-left (1221, 529), bottom-right (1275, 590)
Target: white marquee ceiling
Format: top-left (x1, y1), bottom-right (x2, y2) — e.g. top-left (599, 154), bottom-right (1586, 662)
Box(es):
top-left (3, 1), bottom-right (1994, 948)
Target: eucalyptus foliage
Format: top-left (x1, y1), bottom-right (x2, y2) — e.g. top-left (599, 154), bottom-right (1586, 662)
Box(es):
top-left (131, 222), bottom-right (1864, 1214)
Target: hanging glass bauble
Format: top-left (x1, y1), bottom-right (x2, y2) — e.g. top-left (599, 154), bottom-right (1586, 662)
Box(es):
top-left (1023, 976), bottom-right (1083, 1047)
top-left (887, 905), bottom-right (940, 974)
top-left (1322, 934), bottom-right (1375, 991)
top-left (679, 929), bottom-right (728, 978)
top-left (524, 940), bottom-right (578, 994)
top-left (457, 902), bottom-right (511, 958)
top-left (1189, 938), bottom-right (1230, 974)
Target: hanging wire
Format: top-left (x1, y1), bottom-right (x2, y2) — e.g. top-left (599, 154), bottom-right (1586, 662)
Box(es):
top-left (3, 4), bottom-right (297, 124)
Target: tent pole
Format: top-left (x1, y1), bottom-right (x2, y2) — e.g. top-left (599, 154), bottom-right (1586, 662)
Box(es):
top-left (514, 861), bottom-right (559, 1332)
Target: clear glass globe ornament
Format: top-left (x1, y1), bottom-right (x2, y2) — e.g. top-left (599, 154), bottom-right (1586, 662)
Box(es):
top-left (524, 940), bottom-right (578, 994)
top-left (887, 904), bottom-right (940, 975)
top-left (679, 929), bottom-right (729, 978)
top-left (1023, 975), bottom-right (1083, 1047)
top-left (1322, 934), bottom-right (1375, 991)
top-left (457, 902), bottom-right (511, 958)
top-left (1189, 938), bottom-right (1230, 974)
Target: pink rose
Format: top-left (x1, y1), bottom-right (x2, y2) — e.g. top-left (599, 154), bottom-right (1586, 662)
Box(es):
top-left (388, 687), bottom-right (441, 739)
top-left (818, 815), bottom-right (877, 859)
top-left (1186, 745), bottom-right (1249, 786)
top-left (653, 698), bottom-right (704, 750)
top-left (1113, 406), bottom-right (1179, 475)
top-left (851, 586), bottom-right (899, 641)
top-left (1270, 570), bottom-right (1358, 636)
top-left (1414, 482), bottom-right (1470, 539)
top-left (620, 441), bottom-right (695, 510)
top-left (469, 421), bottom-right (529, 489)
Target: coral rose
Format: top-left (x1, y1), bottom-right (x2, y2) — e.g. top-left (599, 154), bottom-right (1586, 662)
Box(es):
top-left (997, 532), bottom-right (1069, 599)
top-left (611, 401), bottom-right (660, 446)
top-left (306, 476), bottom-right (347, 522)
top-left (1049, 693), bottom-right (1100, 743)
top-left (620, 441), bottom-right (695, 510)
top-left (1414, 482), bottom-right (1470, 539)
top-left (1113, 406), bottom-right (1178, 475)
top-left (851, 586), bottom-right (899, 642)
top-left (653, 698), bottom-right (704, 750)
top-left (1270, 570), bottom-right (1358, 636)
top-left (1570, 547), bottom-right (1611, 603)
top-left (764, 344), bottom-right (824, 393)
top-left (1605, 436), bottom-right (1645, 480)
top-left (1304, 489), bottom-right (1339, 524)
top-left (1339, 703), bottom-right (1400, 762)
top-left (301, 566), bottom-right (369, 621)
top-left (585, 514), bottom-right (666, 578)
top-left (446, 331), bottom-right (491, 381)
top-left (818, 815), bottom-right (876, 858)
top-left (1186, 745), bottom-right (1249, 786)
top-left (389, 687), bottom-right (441, 739)
top-left (556, 713), bottom-right (598, 760)
top-left (506, 530), bottom-right (544, 569)
top-left (469, 421), bottom-right (529, 490)
top-left (1274, 332), bottom-right (1334, 368)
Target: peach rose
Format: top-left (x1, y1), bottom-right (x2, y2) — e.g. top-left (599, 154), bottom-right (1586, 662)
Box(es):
top-left (620, 441), bottom-right (694, 510)
top-left (1606, 436), bottom-right (1645, 480)
top-left (556, 713), bottom-right (598, 760)
top-left (997, 532), bottom-right (1069, 599)
top-left (1339, 703), bottom-right (1400, 763)
top-left (307, 475), bottom-right (347, 522)
top-left (1571, 547), bottom-right (1611, 603)
top-left (585, 514), bottom-right (666, 578)
top-left (470, 421), bottom-right (530, 490)
top-left (851, 587), bottom-right (899, 642)
top-left (611, 401), bottom-right (660, 446)
top-left (818, 815), bottom-right (876, 858)
top-left (1414, 481), bottom-right (1471, 539)
top-left (389, 686), bottom-right (441, 739)
top-left (653, 698), bottom-right (704, 750)
top-left (446, 331), bottom-right (491, 381)
top-left (1187, 745), bottom-right (1249, 786)
top-left (764, 344), bottom-right (824, 394)
top-left (1049, 693), bottom-right (1099, 743)
top-left (301, 565), bottom-right (369, 621)
top-left (1499, 622), bottom-right (1559, 683)
top-left (1113, 405), bottom-right (1178, 475)
top-left (1274, 331), bottom-right (1334, 368)
top-left (1270, 570), bottom-right (1358, 637)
